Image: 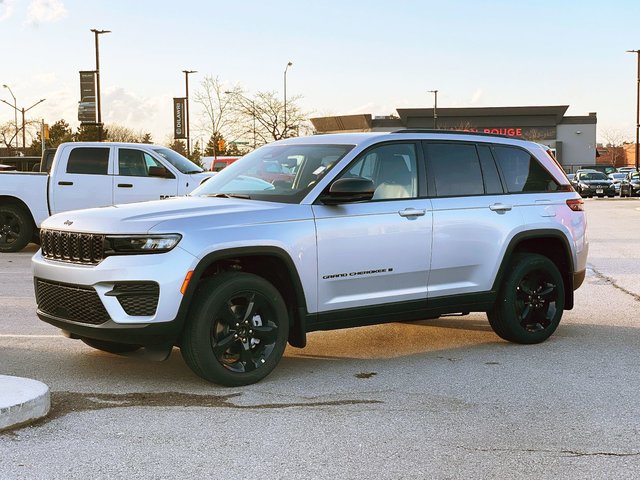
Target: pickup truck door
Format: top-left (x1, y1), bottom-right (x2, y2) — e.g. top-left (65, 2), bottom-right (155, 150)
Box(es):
top-left (312, 142), bottom-right (432, 313)
top-left (50, 146), bottom-right (114, 215)
top-left (113, 147), bottom-right (179, 204)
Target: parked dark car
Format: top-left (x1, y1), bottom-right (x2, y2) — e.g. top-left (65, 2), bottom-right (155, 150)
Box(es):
top-left (572, 171), bottom-right (615, 198)
top-left (620, 171), bottom-right (640, 197)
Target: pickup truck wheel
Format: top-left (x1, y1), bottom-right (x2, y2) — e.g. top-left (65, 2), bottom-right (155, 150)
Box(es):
top-left (181, 272), bottom-right (289, 386)
top-left (487, 253), bottom-right (564, 344)
top-left (0, 204), bottom-right (34, 253)
top-left (81, 338), bottom-right (142, 354)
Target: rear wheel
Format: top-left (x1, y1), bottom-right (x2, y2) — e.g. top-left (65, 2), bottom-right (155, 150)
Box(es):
top-left (487, 253), bottom-right (565, 344)
top-left (0, 204), bottom-right (34, 252)
top-left (181, 272), bottom-right (289, 386)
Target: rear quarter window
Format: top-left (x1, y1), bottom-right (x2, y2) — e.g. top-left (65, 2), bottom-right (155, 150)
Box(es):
top-left (492, 145), bottom-right (559, 193)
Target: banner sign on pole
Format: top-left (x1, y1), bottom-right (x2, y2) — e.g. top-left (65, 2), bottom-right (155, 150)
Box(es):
top-left (173, 97), bottom-right (187, 139)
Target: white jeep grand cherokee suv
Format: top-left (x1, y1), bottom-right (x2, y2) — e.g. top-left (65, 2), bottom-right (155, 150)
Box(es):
top-left (33, 131), bottom-right (588, 386)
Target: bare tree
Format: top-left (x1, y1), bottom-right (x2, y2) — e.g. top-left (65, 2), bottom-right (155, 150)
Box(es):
top-left (105, 124), bottom-right (152, 143)
top-left (601, 127), bottom-right (631, 167)
top-left (193, 76), bottom-right (242, 148)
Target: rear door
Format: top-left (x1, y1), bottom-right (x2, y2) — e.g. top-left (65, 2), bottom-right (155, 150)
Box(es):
top-left (425, 142), bottom-right (523, 298)
top-left (113, 147), bottom-right (179, 204)
top-left (50, 146), bottom-right (114, 214)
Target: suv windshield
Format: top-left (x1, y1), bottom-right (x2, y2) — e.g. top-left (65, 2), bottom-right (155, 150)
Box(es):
top-left (581, 172), bottom-right (608, 181)
top-left (191, 143), bottom-right (354, 203)
top-left (152, 147), bottom-right (203, 174)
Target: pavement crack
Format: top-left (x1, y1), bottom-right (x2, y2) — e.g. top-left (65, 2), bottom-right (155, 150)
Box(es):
top-left (460, 446), bottom-right (640, 457)
top-left (587, 264), bottom-right (640, 302)
top-left (2, 391), bottom-right (382, 434)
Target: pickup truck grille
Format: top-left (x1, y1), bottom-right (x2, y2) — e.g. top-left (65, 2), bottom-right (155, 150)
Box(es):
top-left (40, 229), bottom-right (105, 265)
top-left (35, 278), bottom-right (111, 325)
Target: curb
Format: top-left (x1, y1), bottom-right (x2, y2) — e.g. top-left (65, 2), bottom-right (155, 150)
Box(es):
top-left (0, 375), bottom-right (50, 432)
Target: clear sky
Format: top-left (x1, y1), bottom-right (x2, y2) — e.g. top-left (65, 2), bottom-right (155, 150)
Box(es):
top-left (1, 0), bottom-right (639, 145)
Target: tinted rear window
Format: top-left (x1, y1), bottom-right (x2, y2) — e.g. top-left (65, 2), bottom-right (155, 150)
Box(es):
top-left (66, 148), bottom-right (109, 175)
top-left (492, 146), bottom-right (558, 193)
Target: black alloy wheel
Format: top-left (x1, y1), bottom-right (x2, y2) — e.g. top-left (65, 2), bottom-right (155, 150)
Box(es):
top-left (487, 253), bottom-right (564, 344)
top-left (181, 272), bottom-right (289, 386)
top-left (0, 204), bottom-right (33, 252)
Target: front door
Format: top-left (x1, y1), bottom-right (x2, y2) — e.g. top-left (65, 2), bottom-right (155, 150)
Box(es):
top-left (313, 142), bottom-right (432, 313)
top-left (113, 147), bottom-right (179, 204)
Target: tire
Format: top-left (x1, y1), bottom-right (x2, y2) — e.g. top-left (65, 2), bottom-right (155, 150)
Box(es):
top-left (81, 338), bottom-right (142, 354)
top-left (0, 204), bottom-right (34, 252)
top-left (181, 272), bottom-right (289, 386)
top-left (487, 253), bottom-right (565, 344)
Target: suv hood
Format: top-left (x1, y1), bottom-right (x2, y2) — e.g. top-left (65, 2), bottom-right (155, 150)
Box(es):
top-left (42, 196), bottom-right (312, 234)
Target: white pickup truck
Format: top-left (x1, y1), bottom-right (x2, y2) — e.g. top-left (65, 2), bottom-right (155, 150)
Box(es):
top-left (0, 142), bottom-right (214, 252)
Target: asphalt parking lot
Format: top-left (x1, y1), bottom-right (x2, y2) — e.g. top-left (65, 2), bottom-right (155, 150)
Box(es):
top-left (1, 198), bottom-right (640, 479)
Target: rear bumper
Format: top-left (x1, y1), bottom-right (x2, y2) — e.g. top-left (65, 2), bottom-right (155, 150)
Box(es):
top-left (573, 269), bottom-right (586, 290)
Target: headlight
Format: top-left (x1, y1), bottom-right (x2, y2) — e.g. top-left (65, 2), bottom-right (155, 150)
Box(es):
top-left (579, 183), bottom-right (589, 188)
top-left (105, 234), bottom-right (182, 254)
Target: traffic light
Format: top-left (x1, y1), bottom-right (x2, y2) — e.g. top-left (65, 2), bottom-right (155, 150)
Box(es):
top-left (217, 139), bottom-right (225, 152)
top-left (43, 123), bottom-right (50, 140)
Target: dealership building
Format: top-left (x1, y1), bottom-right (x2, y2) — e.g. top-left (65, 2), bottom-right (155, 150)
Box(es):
top-left (310, 105), bottom-right (597, 172)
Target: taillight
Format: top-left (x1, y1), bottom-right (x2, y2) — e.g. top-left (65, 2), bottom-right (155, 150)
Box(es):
top-left (566, 198), bottom-right (584, 211)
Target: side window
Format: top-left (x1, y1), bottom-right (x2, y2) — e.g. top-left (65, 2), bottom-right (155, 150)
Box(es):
top-left (493, 146), bottom-right (559, 193)
top-left (119, 149), bottom-right (149, 177)
top-left (428, 143), bottom-right (484, 197)
top-left (477, 145), bottom-right (504, 194)
top-left (144, 153), bottom-right (162, 169)
top-left (336, 143), bottom-right (418, 200)
top-left (66, 148), bottom-right (109, 175)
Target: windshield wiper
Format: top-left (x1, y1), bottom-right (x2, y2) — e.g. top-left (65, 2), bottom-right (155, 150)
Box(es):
top-left (184, 170), bottom-right (204, 174)
top-left (206, 193), bottom-right (251, 199)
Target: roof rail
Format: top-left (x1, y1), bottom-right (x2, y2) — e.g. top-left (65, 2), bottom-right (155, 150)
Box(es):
top-left (390, 129), bottom-right (519, 139)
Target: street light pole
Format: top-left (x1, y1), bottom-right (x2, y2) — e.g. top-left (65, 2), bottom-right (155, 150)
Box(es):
top-left (20, 99), bottom-right (46, 149)
top-left (284, 61), bottom-right (293, 138)
top-left (91, 28), bottom-right (110, 141)
top-left (183, 70), bottom-right (197, 157)
top-left (428, 89), bottom-right (438, 129)
top-left (627, 50), bottom-right (640, 170)
top-left (2, 85), bottom-right (18, 150)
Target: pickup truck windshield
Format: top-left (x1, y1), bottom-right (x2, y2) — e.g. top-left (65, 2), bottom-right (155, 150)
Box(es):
top-left (152, 148), bottom-right (203, 174)
top-left (190, 144), bottom-right (354, 203)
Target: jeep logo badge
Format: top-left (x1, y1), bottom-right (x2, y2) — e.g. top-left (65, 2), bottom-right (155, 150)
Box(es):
top-left (63, 220), bottom-right (73, 226)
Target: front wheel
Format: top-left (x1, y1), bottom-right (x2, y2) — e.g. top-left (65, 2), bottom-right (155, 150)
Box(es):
top-left (487, 253), bottom-right (565, 344)
top-left (181, 272), bottom-right (289, 386)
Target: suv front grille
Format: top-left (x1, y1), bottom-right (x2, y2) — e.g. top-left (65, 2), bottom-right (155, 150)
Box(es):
top-left (35, 279), bottom-right (111, 325)
top-left (40, 229), bottom-right (105, 264)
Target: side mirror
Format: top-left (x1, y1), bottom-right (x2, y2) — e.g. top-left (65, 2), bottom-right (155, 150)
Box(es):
top-left (319, 177), bottom-right (375, 205)
top-left (148, 166), bottom-right (175, 179)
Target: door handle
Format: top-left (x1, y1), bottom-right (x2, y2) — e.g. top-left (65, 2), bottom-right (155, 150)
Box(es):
top-left (117, 183), bottom-right (133, 188)
top-left (58, 181), bottom-right (73, 186)
top-left (398, 208), bottom-right (426, 218)
top-left (489, 203), bottom-right (512, 212)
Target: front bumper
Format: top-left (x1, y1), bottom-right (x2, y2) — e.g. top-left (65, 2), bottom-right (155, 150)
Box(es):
top-left (32, 246), bottom-right (198, 344)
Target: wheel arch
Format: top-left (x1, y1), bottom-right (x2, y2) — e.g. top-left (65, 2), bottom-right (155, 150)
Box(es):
top-left (492, 229), bottom-right (575, 310)
top-left (175, 246), bottom-right (309, 348)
